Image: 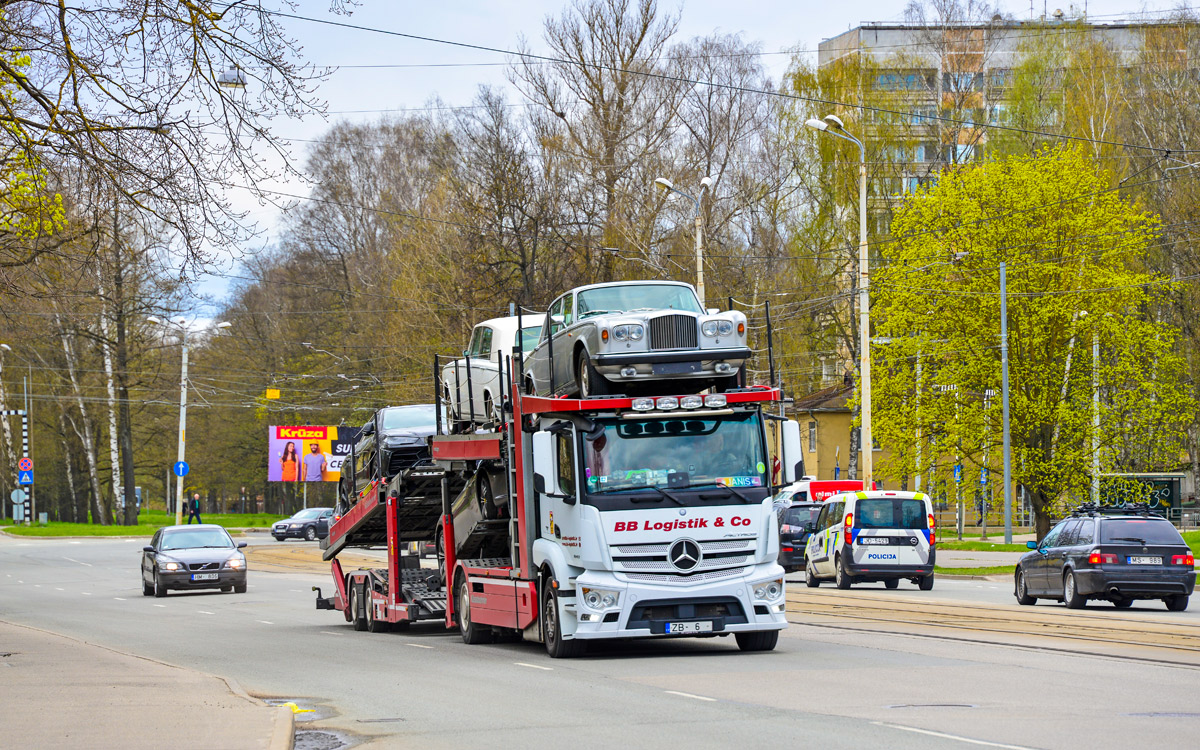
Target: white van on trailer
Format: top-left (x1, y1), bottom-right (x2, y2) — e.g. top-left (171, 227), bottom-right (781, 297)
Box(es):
top-left (804, 490), bottom-right (936, 591)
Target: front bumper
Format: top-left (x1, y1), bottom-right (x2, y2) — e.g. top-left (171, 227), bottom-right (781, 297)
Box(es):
top-left (565, 563), bottom-right (788, 640)
top-left (1073, 567), bottom-right (1195, 598)
top-left (158, 569), bottom-right (246, 590)
top-left (592, 347), bottom-right (751, 380)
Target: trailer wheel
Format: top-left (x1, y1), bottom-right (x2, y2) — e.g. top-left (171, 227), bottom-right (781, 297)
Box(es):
top-left (365, 590), bottom-right (390, 633)
top-left (455, 571), bottom-right (493, 644)
top-left (542, 577), bottom-right (585, 659)
top-left (350, 584), bottom-right (368, 631)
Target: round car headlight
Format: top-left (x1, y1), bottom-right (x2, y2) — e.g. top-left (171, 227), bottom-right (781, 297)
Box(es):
top-left (627, 325), bottom-right (643, 341)
top-left (584, 590), bottom-right (603, 609)
top-left (701, 321), bottom-right (720, 337)
top-left (612, 326), bottom-right (628, 342)
top-left (162, 561), bottom-right (181, 572)
top-left (753, 585), bottom-right (767, 599)
top-left (766, 581), bottom-right (783, 599)
top-left (601, 593), bottom-right (617, 608)
top-left (717, 320), bottom-right (734, 336)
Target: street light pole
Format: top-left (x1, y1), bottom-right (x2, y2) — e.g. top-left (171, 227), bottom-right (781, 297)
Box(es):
top-left (806, 115), bottom-right (872, 491)
top-left (1000, 262), bottom-right (1013, 544)
top-left (654, 176), bottom-right (712, 307)
top-left (1091, 326), bottom-right (1100, 505)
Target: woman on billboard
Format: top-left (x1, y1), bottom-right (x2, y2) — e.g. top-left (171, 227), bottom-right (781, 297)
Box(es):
top-left (279, 441), bottom-right (299, 482)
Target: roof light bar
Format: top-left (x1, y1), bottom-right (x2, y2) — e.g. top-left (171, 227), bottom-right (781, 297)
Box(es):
top-left (704, 394), bottom-right (727, 407)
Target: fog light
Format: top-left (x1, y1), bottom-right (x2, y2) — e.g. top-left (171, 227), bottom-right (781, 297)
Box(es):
top-left (771, 602), bottom-right (786, 613)
top-left (715, 362), bottom-right (732, 373)
top-left (655, 396), bottom-right (678, 410)
top-left (621, 367), bottom-right (637, 377)
top-left (680, 395), bottom-right (703, 409)
top-left (631, 397), bottom-right (655, 411)
top-left (704, 394), bottom-right (727, 407)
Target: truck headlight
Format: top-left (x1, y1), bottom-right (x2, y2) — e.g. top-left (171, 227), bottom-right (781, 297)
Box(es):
top-left (581, 587), bottom-right (620, 610)
top-left (753, 578), bottom-right (784, 601)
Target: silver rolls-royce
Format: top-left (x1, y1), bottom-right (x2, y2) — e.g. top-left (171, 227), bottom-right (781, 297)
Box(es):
top-left (523, 281), bottom-right (750, 397)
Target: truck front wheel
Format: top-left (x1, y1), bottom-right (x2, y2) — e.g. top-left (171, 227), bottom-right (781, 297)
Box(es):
top-left (735, 630), bottom-right (779, 652)
top-left (455, 571), bottom-right (493, 644)
top-left (542, 578), bottom-right (585, 658)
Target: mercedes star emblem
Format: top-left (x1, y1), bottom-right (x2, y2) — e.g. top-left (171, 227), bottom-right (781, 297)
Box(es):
top-left (669, 539), bottom-right (702, 572)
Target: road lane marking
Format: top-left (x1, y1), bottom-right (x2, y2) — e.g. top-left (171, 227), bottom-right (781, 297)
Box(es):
top-left (113, 597), bottom-right (126, 601)
top-left (68, 541), bottom-right (81, 545)
top-left (63, 557), bottom-right (92, 567)
top-left (55, 587), bottom-right (64, 591)
top-left (33, 584), bottom-right (40, 588)
top-left (17, 580), bottom-right (23, 583)
top-left (290, 589), bottom-right (303, 593)
top-left (197, 610), bottom-right (214, 615)
top-left (80, 592), bottom-right (91, 596)
top-left (406, 643), bottom-right (433, 649)
top-left (258, 620), bottom-right (274, 625)
top-left (321, 631), bottom-right (343, 636)
top-left (664, 691), bottom-right (716, 702)
top-left (154, 604), bottom-right (166, 608)
top-left (513, 662), bottom-right (552, 671)
top-left (872, 722), bottom-right (1037, 749)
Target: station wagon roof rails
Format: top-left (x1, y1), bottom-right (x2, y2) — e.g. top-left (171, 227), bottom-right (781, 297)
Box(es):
top-left (1071, 502), bottom-right (1162, 518)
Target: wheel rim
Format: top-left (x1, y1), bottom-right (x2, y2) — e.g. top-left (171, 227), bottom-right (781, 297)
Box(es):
top-left (365, 591), bottom-right (374, 625)
top-left (1018, 573), bottom-right (1026, 598)
top-left (1065, 575), bottom-right (1074, 600)
top-left (544, 590), bottom-right (557, 643)
top-left (578, 359), bottom-right (590, 397)
top-left (459, 579), bottom-right (470, 632)
top-left (306, 527), bottom-right (315, 541)
top-left (484, 395), bottom-right (494, 420)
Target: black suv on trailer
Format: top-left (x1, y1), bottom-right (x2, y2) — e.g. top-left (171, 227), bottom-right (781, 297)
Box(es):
top-left (778, 502), bottom-right (823, 573)
top-left (1014, 504), bottom-right (1195, 611)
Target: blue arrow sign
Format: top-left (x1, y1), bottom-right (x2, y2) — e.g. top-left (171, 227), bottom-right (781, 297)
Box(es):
top-left (980, 467), bottom-right (989, 485)
top-left (954, 464), bottom-right (962, 483)
top-left (173, 461), bottom-right (189, 478)
top-left (18, 470), bottom-right (33, 485)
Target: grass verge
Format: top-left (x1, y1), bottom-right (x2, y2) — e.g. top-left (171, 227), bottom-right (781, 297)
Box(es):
top-left (935, 565), bottom-right (1016, 577)
top-left (937, 540), bottom-right (1028, 552)
top-left (1, 509), bottom-right (286, 537)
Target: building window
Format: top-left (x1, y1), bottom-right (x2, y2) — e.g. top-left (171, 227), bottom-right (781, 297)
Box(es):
top-left (875, 69), bottom-right (934, 92)
top-left (942, 71), bottom-right (982, 92)
top-left (808, 421), bottom-right (817, 453)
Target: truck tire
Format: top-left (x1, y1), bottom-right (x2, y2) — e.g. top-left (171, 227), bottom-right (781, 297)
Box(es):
top-left (455, 571), bottom-right (493, 644)
top-left (735, 630), bottom-right (779, 652)
top-left (542, 579), bottom-right (585, 659)
top-left (154, 572), bottom-right (168, 598)
top-left (350, 584), bottom-right (368, 631)
top-left (365, 590), bottom-right (389, 633)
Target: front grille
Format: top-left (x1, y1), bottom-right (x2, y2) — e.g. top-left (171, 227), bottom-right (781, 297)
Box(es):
top-left (188, 562), bottom-right (219, 571)
top-left (386, 447), bottom-right (429, 476)
top-left (617, 554), bottom-right (751, 572)
top-left (623, 566), bottom-right (750, 583)
top-left (648, 314), bottom-right (698, 351)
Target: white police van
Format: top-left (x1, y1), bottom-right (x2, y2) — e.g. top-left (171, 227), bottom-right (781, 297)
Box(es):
top-left (804, 490), bottom-right (936, 590)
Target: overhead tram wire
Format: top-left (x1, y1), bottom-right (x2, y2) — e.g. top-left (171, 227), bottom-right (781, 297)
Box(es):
top-left (241, 5), bottom-right (1199, 156)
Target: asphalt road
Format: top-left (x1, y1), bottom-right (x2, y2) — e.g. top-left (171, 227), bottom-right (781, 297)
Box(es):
top-left (4, 533), bottom-right (1200, 749)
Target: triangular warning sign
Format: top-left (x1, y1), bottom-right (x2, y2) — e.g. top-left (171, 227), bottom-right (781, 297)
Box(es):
top-left (18, 470), bottom-right (33, 485)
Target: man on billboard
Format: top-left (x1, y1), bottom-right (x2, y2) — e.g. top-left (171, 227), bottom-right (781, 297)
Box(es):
top-left (303, 442), bottom-right (328, 482)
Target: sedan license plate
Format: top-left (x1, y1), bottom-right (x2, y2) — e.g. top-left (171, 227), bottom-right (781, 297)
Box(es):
top-left (857, 537), bottom-right (891, 545)
top-left (1128, 556), bottom-right (1162, 565)
top-left (665, 621), bottom-right (713, 634)
top-left (652, 361), bottom-right (702, 376)
top-left (191, 573), bottom-right (219, 581)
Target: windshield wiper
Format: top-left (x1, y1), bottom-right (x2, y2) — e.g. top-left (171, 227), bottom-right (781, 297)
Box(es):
top-left (1111, 536), bottom-right (1147, 544)
top-left (594, 485), bottom-right (683, 505)
top-left (690, 483), bottom-right (755, 503)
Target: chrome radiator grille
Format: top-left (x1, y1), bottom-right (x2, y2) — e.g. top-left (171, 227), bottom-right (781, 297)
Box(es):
top-left (648, 314), bottom-right (698, 351)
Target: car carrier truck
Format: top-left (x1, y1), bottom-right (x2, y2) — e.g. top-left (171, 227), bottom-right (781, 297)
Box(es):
top-left (315, 351), bottom-right (802, 657)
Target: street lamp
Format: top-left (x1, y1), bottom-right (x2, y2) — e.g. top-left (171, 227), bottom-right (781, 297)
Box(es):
top-left (149, 317), bottom-right (233, 525)
top-left (806, 114), bottom-right (873, 491)
top-left (654, 176), bottom-right (713, 307)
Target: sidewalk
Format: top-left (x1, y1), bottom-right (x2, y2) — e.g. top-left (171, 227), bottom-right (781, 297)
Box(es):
top-left (0, 619), bottom-right (291, 749)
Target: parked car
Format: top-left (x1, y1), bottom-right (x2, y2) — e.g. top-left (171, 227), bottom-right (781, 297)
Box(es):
top-left (338, 404), bottom-right (442, 514)
top-left (523, 280), bottom-right (750, 397)
top-left (1014, 505), bottom-right (1195, 610)
top-left (141, 525), bottom-right (247, 597)
top-left (779, 502), bottom-right (823, 572)
top-left (805, 491), bottom-right (936, 590)
top-left (442, 316), bottom-right (542, 424)
top-left (272, 507), bottom-right (334, 541)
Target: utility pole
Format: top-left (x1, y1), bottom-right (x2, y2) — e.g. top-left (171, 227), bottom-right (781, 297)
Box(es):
top-left (1000, 262), bottom-right (1014, 544)
top-left (1091, 327), bottom-right (1100, 505)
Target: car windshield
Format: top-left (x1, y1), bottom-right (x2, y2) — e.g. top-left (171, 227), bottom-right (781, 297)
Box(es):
top-left (519, 326), bottom-right (542, 351)
top-left (382, 405), bottom-right (436, 430)
top-left (1099, 518), bottom-right (1184, 544)
top-left (161, 529), bottom-right (233, 550)
top-left (784, 506), bottom-right (821, 526)
top-left (856, 498), bottom-right (928, 529)
top-left (583, 412), bottom-right (766, 494)
top-left (577, 284), bottom-right (703, 318)
top-left (292, 508), bottom-right (322, 520)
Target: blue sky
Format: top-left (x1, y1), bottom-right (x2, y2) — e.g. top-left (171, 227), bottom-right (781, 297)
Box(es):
top-left (192, 0), bottom-right (1184, 312)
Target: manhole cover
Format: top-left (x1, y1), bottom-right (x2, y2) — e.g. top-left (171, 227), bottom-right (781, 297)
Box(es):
top-left (294, 730), bottom-right (352, 750)
top-left (887, 703), bottom-right (978, 709)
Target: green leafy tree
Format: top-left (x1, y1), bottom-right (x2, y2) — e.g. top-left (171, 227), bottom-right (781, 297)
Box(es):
top-left (870, 147), bottom-right (1193, 537)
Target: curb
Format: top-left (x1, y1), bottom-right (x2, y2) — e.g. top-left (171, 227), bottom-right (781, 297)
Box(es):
top-left (270, 706), bottom-right (296, 750)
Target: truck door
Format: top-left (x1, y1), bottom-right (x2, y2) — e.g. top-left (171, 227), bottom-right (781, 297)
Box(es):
top-left (533, 426), bottom-right (583, 567)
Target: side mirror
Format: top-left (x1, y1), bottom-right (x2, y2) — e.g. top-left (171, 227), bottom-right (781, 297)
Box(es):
top-left (237, 542), bottom-right (248, 549)
top-left (780, 420), bottom-right (802, 484)
top-left (1026, 541), bottom-right (1037, 550)
top-left (143, 545), bottom-right (155, 553)
top-left (533, 473), bottom-right (547, 495)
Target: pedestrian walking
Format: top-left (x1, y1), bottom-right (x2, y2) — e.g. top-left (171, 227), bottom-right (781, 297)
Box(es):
top-left (187, 492), bottom-right (203, 524)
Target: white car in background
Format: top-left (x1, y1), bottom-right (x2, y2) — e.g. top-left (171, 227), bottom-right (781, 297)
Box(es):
top-left (442, 316), bottom-right (541, 424)
top-left (524, 280), bottom-right (750, 397)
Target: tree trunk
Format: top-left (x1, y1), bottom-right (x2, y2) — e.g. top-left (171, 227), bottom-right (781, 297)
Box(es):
top-left (112, 248), bottom-right (139, 526)
top-left (57, 316), bottom-right (109, 525)
top-left (1032, 487), bottom-right (1053, 540)
top-left (0, 356), bottom-right (17, 518)
top-left (58, 406), bottom-right (81, 524)
top-left (96, 257), bottom-right (124, 523)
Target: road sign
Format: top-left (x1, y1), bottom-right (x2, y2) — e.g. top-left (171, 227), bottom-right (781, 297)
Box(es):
top-left (980, 467), bottom-right (989, 485)
top-left (173, 461), bottom-right (189, 477)
top-left (18, 470), bottom-right (33, 485)
top-left (265, 388), bottom-right (280, 400)
top-left (10, 488), bottom-right (26, 502)
top-left (954, 464), bottom-right (962, 483)
top-left (17, 456), bottom-right (32, 472)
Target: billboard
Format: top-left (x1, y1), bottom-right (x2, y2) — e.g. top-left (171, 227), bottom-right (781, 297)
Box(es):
top-left (268, 425), bottom-right (359, 482)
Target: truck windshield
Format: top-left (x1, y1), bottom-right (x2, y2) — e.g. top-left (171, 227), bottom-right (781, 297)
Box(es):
top-left (583, 412), bottom-right (766, 494)
top-left (577, 284), bottom-right (703, 317)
